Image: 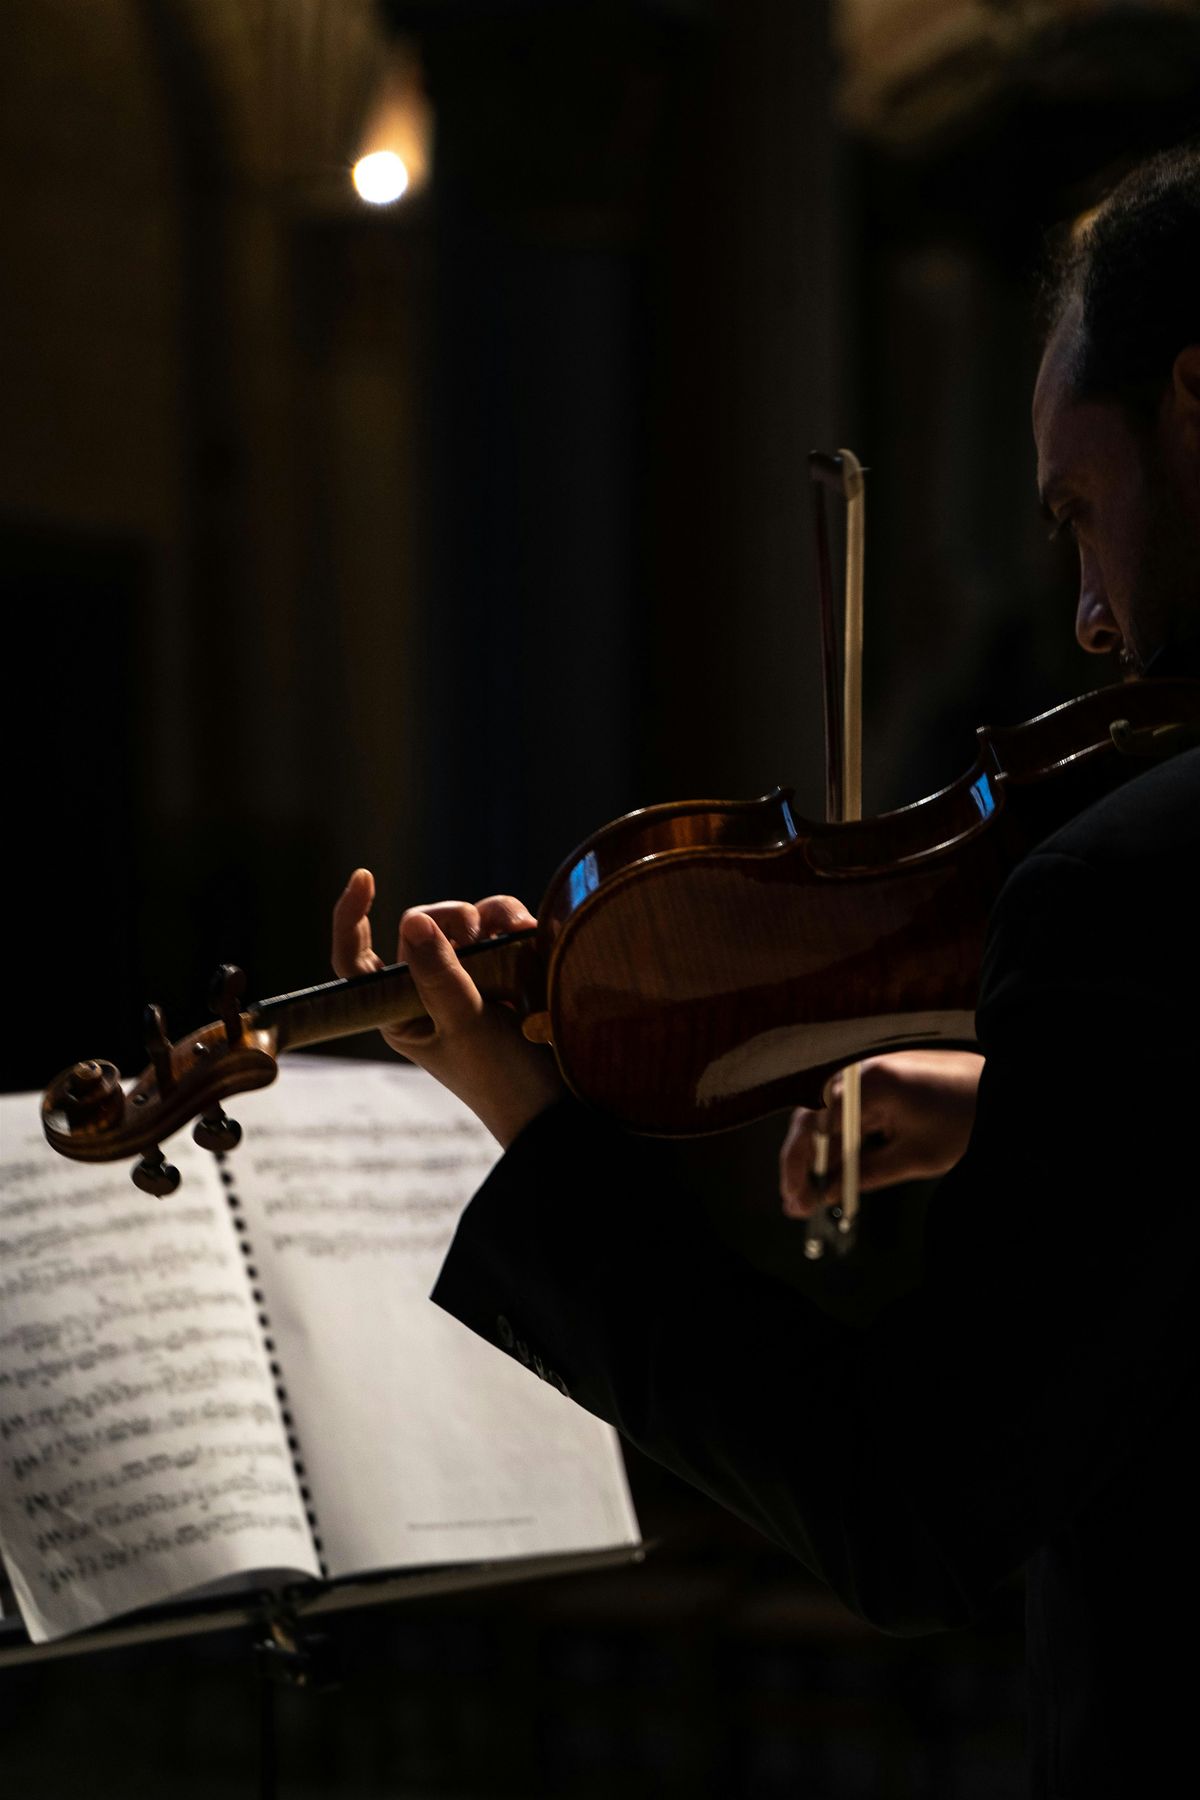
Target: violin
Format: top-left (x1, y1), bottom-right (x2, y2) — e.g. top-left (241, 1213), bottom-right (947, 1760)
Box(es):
top-left (41, 676), bottom-right (1200, 1195)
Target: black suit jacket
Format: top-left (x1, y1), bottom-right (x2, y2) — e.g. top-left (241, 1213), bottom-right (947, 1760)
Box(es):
top-left (433, 744), bottom-right (1200, 1799)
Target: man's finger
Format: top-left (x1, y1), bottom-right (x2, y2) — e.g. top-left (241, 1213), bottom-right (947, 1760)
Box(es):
top-left (780, 1106), bottom-right (840, 1216)
top-left (399, 901), bottom-right (481, 950)
top-left (332, 868), bottom-right (385, 979)
top-left (857, 1131), bottom-right (913, 1192)
top-left (399, 911), bottom-right (486, 1034)
top-left (475, 895), bottom-right (538, 936)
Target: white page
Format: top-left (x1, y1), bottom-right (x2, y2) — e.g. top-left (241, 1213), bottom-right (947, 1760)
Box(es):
top-left (0, 1094), bottom-right (319, 1642)
top-left (230, 1058), bottom-right (640, 1577)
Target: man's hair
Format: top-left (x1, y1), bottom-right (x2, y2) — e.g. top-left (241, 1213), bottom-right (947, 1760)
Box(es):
top-left (1043, 141), bottom-right (1199, 411)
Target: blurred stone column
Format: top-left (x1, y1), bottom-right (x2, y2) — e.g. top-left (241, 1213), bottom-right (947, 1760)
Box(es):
top-left (405, 0), bottom-right (844, 904)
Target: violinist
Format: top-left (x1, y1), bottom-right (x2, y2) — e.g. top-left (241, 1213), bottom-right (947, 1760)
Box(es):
top-left (332, 143), bottom-right (1199, 1798)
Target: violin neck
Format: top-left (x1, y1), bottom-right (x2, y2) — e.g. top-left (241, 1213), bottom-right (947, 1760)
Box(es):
top-left (249, 929), bottom-right (541, 1053)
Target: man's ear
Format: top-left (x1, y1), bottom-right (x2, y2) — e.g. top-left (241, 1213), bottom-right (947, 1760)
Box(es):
top-left (1169, 347), bottom-right (1200, 469)
top-left (1172, 345), bottom-right (1200, 409)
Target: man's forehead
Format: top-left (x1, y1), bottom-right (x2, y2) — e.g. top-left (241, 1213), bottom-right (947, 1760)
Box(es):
top-left (1033, 303), bottom-right (1084, 498)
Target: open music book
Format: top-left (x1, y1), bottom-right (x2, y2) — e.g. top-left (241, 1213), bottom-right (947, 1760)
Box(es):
top-left (0, 1060), bottom-right (640, 1644)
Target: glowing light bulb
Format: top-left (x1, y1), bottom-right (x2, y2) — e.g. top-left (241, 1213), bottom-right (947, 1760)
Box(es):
top-left (352, 151), bottom-right (409, 205)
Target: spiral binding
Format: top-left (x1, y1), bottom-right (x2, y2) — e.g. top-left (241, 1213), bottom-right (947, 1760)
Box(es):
top-left (217, 1158), bottom-right (328, 1579)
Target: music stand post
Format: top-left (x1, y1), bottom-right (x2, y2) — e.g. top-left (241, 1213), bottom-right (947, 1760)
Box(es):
top-left (0, 1545), bottom-right (646, 1796)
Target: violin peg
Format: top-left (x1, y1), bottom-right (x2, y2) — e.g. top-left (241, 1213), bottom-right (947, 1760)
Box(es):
top-left (132, 1148), bottom-right (181, 1196)
top-left (143, 1004), bottom-right (174, 1091)
top-left (209, 964), bottom-right (247, 1047)
top-left (193, 1108), bottom-right (243, 1153)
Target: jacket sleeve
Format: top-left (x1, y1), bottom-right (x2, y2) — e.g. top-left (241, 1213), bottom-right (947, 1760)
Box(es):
top-left (431, 845), bottom-right (1198, 1634)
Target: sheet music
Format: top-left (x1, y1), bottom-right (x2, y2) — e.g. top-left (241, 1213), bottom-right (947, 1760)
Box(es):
top-left (0, 1096), bottom-right (318, 1642)
top-left (232, 1058), bottom-right (640, 1576)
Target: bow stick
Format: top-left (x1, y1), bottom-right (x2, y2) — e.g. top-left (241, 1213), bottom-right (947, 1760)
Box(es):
top-left (805, 448), bottom-right (866, 1258)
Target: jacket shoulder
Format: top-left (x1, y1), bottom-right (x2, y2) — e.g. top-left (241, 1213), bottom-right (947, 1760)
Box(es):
top-left (1034, 746), bottom-right (1200, 873)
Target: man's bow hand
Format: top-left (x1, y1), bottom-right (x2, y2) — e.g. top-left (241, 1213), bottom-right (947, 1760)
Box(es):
top-left (779, 1051), bottom-right (985, 1218)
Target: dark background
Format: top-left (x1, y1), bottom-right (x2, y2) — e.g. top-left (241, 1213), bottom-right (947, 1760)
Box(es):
top-left (2, 1), bottom-right (1198, 1794)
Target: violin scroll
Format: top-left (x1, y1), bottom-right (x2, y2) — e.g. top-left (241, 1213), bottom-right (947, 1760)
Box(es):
top-left (42, 966), bottom-right (280, 1190)
top-left (48, 1059), bottom-right (126, 1132)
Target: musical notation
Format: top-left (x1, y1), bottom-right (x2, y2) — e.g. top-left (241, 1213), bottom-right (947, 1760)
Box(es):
top-left (0, 1061), bottom-right (639, 1643)
top-left (0, 1106), bottom-right (318, 1643)
top-left (244, 1112), bottom-right (495, 1277)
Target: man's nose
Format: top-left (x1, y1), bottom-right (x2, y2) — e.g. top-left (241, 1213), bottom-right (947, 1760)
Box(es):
top-left (1075, 576), bottom-right (1122, 655)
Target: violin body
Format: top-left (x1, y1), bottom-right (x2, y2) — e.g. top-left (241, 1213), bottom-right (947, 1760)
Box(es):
top-left (42, 677), bottom-right (1200, 1174)
top-left (539, 789), bottom-right (991, 1131)
top-left (536, 678), bottom-right (1200, 1130)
